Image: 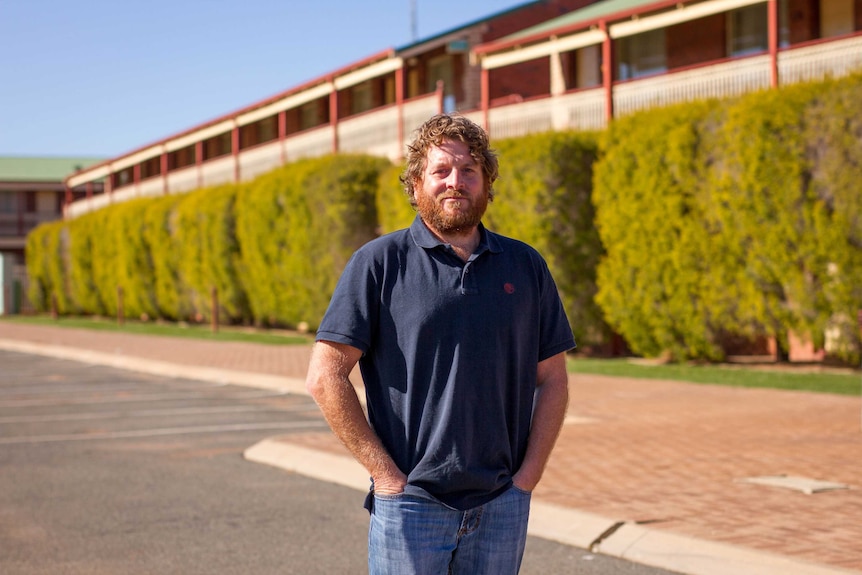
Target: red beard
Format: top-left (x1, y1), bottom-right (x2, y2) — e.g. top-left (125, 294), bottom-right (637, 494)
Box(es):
top-left (415, 191), bottom-right (488, 236)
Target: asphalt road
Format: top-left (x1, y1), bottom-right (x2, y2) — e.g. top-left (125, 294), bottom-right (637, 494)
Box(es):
top-left (0, 349), bottom-right (677, 574)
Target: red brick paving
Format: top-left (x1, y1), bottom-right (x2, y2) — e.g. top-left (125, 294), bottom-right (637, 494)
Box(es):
top-left (2, 322), bottom-right (861, 572)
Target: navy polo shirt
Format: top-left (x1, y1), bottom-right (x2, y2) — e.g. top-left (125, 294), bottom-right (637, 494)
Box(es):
top-left (317, 216), bottom-right (575, 510)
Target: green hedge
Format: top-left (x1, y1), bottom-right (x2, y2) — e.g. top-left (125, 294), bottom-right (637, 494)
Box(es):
top-left (593, 73), bottom-right (862, 362)
top-left (376, 163), bottom-right (415, 233)
top-left (26, 155), bottom-right (385, 330)
top-left (487, 131), bottom-right (608, 349)
top-left (175, 184), bottom-right (249, 323)
top-left (235, 154), bottom-right (386, 328)
top-left (25, 220), bottom-right (65, 313)
top-left (594, 100), bottom-right (724, 360)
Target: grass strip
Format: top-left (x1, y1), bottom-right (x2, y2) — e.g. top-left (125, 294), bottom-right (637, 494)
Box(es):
top-left (568, 357), bottom-right (860, 396)
top-left (0, 315), bottom-right (310, 346)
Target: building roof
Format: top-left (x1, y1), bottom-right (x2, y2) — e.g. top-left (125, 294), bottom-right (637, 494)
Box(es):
top-left (394, 0), bottom-right (543, 52)
top-left (0, 156), bottom-right (105, 183)
top-left (488, 0), bottom-right (664, 45)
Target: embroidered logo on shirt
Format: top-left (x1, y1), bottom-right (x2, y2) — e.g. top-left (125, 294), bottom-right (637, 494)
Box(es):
top-left (503, 282), bottom-right (516, 294)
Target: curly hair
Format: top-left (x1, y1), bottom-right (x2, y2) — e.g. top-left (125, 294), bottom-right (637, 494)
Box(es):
top-left (400, 114), bottom-right (499, 207)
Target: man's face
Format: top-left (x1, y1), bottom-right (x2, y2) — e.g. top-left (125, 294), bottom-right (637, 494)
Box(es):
top-left (414, 139), bottom-right (488, 236)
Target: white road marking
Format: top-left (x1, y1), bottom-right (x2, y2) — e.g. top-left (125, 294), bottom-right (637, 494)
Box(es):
top-left (0, 420), bottom-right (329, 445)
top-left (0, 403), bottom-right (320, 424)
top-left (0, 390), bottom-right (287, 408)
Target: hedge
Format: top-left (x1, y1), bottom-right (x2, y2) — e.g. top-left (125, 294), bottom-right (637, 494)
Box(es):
top-left (593, 73), bottom-right (862, 362)
top-left (486, 131), bottom-right (608, 349)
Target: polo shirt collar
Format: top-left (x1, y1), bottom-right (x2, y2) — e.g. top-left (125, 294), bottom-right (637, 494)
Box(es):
top-left (409, 215), bottom-right (503, 255)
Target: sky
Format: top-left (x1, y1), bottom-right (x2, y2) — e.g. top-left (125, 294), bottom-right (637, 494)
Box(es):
top-left (0, 0), bottom-right (525, 158)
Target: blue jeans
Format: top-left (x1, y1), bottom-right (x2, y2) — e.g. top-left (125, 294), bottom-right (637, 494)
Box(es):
top-left (368, 486), bottom-right (531, 575)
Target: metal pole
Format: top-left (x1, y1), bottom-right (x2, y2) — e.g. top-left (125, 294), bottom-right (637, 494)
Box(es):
top-left (858, 310), bottom-right (861, 432)
top-left (211, 286), bottom-right (219, 334)
top-left (117, 286), bottom-right (124, 327)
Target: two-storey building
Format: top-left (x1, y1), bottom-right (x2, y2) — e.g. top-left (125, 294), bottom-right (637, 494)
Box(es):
top-left (0, 156), bottom-right (103, 313)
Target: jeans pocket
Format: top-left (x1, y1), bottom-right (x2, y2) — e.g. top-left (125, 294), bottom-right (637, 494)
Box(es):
top-left (373, 491), bottom-right (407, 501)
top-left (510, 484), bottom-right (533, 497)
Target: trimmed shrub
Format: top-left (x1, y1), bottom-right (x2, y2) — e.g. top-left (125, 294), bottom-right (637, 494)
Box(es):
top-left (236, 154), bottom-right (388, 328)
top-left (488, 131), bottom-right (608, 349)
top-left (174, 184), bottom-right (250, 324)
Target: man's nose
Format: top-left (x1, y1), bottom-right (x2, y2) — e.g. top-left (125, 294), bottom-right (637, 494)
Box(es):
top-left (446, 169), bottom-right (464, 190)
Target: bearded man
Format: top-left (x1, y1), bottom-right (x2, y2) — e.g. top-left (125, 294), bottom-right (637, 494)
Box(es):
top-left (306, 113), bottom-right (575, 575)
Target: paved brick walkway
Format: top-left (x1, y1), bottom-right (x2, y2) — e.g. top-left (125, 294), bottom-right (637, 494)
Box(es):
top-left (2, 321), bottom-right (861, 572)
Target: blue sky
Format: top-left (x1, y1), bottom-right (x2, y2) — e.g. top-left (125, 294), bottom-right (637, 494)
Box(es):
top-left (0, 0), bottom-right (524, 158)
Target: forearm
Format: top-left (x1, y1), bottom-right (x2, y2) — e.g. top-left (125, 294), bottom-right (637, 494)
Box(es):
top-left (306, 342), bottom-right (406, 492)
top-left (513, 353), bottom-right (569, 491)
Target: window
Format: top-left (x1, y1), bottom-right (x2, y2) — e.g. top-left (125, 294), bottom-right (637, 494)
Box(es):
top-left (384, 75), bottom-right (396, 105)
top-left (728, 4), bottom-right (768, 56)
top-left (428, 55), bottom-right (456, 112)
top-left (36, 191), bottom-right (57, 214)
top-left (0, 192), bottom-right (19, 214)
top-left (299, 100), bottom-right (325, 131)
top-left (820, 0), bottom-right (854, 37)
top-left (407, 67), bottom-right (421, 98)
top-left (168, 144), bottom-right (196, 170)
top-left (575, 44), bottom-right (602, 88)
top-left (139, 156), bottom-right (161, 180)
top-left (618, 29), bottom-right (667, 80)
top-left (349, 81), bottom-right (374, 115)
top-left (239, 115), bottom-right (278, 149)
top-left (114, 167), bottom-right (133, 188)
top-left (202, 132), bottom-right (232, 161)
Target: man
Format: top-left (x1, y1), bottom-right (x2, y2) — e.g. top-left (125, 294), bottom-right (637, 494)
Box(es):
top-left (306, 114), bottom-right (575, 575)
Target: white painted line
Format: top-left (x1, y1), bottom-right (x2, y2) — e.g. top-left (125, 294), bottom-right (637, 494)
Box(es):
top-left (0, 389), bottom-right (286, 408)
top-left (0, 420), bottom-right (329, 445)
top-left (0, 403), bottom-right (321, 424)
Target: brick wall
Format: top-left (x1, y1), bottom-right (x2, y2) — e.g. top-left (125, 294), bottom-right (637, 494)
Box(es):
top-left (667, 14), bottom-right (727, 69)
top-left (488, 58), bottom-right (552, 102)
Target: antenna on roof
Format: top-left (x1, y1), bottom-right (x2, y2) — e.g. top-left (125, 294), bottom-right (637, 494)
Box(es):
top-left (410, 0), bottom-right (418, 41)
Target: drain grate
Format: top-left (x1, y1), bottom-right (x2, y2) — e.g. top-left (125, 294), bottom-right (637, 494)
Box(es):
top-left (736, 474), bottom-right (850, 494)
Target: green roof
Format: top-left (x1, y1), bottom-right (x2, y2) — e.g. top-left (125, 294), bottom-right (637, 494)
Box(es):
top-left (503, 0), bottom-right (659, 42)
top-left (0, 156), bottom-right (105, 182)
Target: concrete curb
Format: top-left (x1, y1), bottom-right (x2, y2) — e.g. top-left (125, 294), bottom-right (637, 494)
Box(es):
top-left (0, 338), bottom-right (307, 395)
top-left (3, 337), bottom-right (859, 575)
top-left (243, 439), bottom-right (860, 575)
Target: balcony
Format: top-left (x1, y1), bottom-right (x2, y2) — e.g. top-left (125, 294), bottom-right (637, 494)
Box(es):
top-left (63, 33), bottom-right (861, 219)
top-left (65, 93), bottom-right (442, 218)
top-left (485, 33), bottom-right (862, 140)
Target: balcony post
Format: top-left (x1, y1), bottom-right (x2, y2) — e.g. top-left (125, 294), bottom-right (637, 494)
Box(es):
top-left (481, 67), bottom-right (490, 132)
top-left (329, 80), bottom-right (339, 154)
top-left (601, 21), bottom-right (614, 122)
top-left (768, 0), bottom-right (779, 87)
top-left (396, 67), bottom-right (405, 159)
top-left (278, 110), bottom-right (287, 164)
top-left (161, 149), bottom-right (169, 195)
top-left (232, 122), bottom-right (240, 182)
top-left (195, 141), bottom-right (204, 189)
